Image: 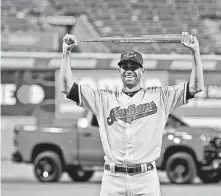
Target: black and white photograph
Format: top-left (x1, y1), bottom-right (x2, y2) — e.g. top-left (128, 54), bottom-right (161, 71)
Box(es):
top-left (1, 0), bottom-right (221, 196)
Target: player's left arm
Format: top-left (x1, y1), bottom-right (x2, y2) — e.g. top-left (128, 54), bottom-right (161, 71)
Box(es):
top-left (181, 32), bottom-right (204, 96)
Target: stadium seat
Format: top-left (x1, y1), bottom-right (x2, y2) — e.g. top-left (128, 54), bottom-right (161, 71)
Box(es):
top-left (1, 0), bottom-right (221, 54)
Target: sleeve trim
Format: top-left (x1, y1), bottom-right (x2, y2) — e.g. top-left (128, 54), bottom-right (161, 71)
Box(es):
top-left (186, 82), bottom-right (195, 100)
top-left (66, 82), bottom-right (80, 103)
top-left (77, 85), bottom-right (83, 107)
top-left (183, 82), bottom-right (188, 104)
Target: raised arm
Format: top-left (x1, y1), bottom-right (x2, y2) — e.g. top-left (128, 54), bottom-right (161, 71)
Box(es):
top-left (60, 34), bottom-right (78, 95)
top-left (181, 32), bottom-right (204, 95)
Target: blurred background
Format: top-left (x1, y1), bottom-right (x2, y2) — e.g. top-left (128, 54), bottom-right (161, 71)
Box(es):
top-left (1, 0), bottom-right (221, 196)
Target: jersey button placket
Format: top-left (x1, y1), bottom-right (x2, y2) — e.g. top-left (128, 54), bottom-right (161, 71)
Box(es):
top-left (125, 124), bottom-right (130, 164)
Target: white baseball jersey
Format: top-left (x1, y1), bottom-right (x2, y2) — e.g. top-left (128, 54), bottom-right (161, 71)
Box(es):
top-left (75, 82), bottom-right (188, 165)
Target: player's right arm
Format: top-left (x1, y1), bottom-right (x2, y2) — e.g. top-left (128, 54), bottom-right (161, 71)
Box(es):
top-left (60, 34), bottom-right (78, 95)
top-left (59, 34), bottom-right (103, 116)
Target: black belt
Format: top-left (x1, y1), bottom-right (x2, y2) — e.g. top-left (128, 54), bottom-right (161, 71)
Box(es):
top-left (104, 163), bottom-right (154, 175)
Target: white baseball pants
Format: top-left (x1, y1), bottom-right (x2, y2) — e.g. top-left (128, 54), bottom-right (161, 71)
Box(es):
top-left (100, 166), bottom-right (161, 196)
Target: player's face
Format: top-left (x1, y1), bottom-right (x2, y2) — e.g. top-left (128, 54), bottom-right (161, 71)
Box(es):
top-left (119, 62), bottom-right (144, 89)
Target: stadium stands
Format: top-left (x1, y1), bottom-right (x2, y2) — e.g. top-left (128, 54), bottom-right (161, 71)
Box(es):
top-left (1, 0), bottom-right (221, 54)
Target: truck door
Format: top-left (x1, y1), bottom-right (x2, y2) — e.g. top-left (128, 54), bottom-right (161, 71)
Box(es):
top-left (78, 114), bottom-right (105, 166)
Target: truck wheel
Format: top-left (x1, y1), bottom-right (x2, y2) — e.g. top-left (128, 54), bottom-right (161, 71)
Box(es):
top-left (198, 170), bottom-right (221, 183)
top-left (67, 166), bottom-right (94, 182)
top-left (166, 152), bottom-right (196, 184)
top-left (34, 151), bottom-right (63, 182)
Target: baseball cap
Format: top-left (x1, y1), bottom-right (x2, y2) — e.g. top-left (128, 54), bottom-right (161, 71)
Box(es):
top-left (118, 50), bottom-right (143, 67)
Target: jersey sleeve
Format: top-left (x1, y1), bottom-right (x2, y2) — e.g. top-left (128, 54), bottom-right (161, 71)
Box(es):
top-left (66, 83), bottom-right (102, 115)
top-left (160, 82), bottom-right (188, 116)
top-left (77, 85), bottom-right (100, 115)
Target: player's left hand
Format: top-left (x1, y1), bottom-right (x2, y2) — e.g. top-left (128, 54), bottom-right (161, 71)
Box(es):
top-left (181, 32), bottom-right (200, 53)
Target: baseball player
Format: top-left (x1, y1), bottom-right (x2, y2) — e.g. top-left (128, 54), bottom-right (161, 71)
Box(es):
top-left (60, 32), bottom-right (204, 196)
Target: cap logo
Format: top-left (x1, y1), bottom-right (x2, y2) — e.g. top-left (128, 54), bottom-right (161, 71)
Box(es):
top-left (124, 51), bottom-right (136, 58)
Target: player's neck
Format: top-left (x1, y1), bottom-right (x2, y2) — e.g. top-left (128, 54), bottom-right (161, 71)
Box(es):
top-left (122, 84), bottom-right (141, 93)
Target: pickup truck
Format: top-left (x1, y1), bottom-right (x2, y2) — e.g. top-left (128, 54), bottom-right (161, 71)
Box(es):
top-left (12, 103), bottom-right (221, 184)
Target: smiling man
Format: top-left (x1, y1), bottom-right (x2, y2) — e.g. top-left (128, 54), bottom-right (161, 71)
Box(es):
top-left (118, 50), bottom-right (145, 91)
top-left (60, 32), bottom-right (204, 196)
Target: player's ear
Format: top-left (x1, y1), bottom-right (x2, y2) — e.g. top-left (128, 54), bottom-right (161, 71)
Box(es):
top-left (118, 68), bottom-right (121, 73)
top-left (141, 68), bottom-right (145, 75)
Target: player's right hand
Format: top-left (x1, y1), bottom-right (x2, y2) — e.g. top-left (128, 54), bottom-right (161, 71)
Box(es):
top-left (62, 34), bottom-right (78, 52)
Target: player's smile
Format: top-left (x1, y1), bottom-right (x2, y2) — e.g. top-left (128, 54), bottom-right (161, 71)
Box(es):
top-left (124, 75), bottom-right (135, 80)
top-left (123, 71), bottom-right (137, 80)
top-left (124, 72), bottom-right (136, 79)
